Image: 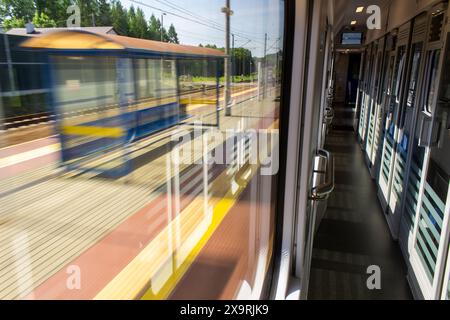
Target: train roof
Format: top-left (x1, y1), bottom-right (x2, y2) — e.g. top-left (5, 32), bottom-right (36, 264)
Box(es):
top-left (20, 29), bottom-right (225, 59)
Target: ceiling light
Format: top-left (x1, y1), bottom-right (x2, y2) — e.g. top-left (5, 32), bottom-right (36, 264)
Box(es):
top-left (356, 6), bottom-right (364, 13)
top-left (351, 20), bottom-right (357, 25)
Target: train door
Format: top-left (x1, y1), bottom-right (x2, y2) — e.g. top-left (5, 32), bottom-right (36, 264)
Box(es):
top-left (358, 45), bottom-right (375, 143)
top-left (394, 13), bottom-right (430, 254)
top-left (318, 23), bottom-right (333, 149)
top-left (365, 39), bottom-right (386, 164)
top-left (362, 42), bottom-right (377, 153)
top-left (387, 15), bottom-right (429, 238)
top-left (370, 34), bottom-right (396, 179)
top-left (274, 0), bottom-right (332, 300)
top-left (354, 50), bottom-right (367, 132)
top-left (408, 4), bottom-right (450, 299)
top-left (357, 47), bottom-right (369, 138)
top-left (378, 22), bottom-right (411, 227)
top-left (293, 0), bottom-right (332, 299)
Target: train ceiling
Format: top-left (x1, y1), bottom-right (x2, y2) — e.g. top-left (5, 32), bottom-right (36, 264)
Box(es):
top-left (333, 0), bottom-right (390, 43)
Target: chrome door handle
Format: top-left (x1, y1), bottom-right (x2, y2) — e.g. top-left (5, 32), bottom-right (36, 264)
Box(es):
top-left (310, 149), bottom-right (335, 201)
top-left (323, 107), bottom-right (334, 125)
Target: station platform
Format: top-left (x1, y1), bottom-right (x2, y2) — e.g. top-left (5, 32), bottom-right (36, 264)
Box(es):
top-left (0, 87), bottom-right (279, 300)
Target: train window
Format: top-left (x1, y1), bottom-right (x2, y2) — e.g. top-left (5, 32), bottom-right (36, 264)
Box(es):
top-left (0, 38), bottom-right (5, 63)
top-left (53, 56), bottom-right (119, 113)
top-left (406, 44), bottom-right (423, 108)
top-left (381, 55), bottom-right (394, 100)
top-left (439, 34), bottom-right (450, 103)
top-left (177, 59), bottom-right (220, 126)
top-left (371, 52), bottom-right (383, 115)
top-left (394, 47), bottom-right (407, 102)
top-left (424, 50), bottom-right (441, 114)
top-left (0, 0), bottom-right (285, 300)
top-left (135, 59), bottom-right (153, 100)
top-left (0, 65), bottom-right (13, 91)
top-left (447, 275), bottom-right (450, 300)
top-left (400, 43), bottom-right (423, 129)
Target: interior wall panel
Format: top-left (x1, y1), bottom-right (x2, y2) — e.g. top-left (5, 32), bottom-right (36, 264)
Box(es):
top-left (365, 0), bottom-right (442, 44)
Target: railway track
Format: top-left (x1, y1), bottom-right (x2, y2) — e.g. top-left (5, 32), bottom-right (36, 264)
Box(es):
top-left (0, 84), bottom-right (255, 147)
top-left (2, 112), bottom-right (54, 130)
top-left (1, 85), bottom-right (223, 131)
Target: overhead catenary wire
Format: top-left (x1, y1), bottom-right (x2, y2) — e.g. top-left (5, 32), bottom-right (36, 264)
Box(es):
top-left (266, 37), bottom-right (282, 53)
top-left (129, 0), bottom-right (267, 45)
top-left (148, 0), bottom-right (268, 38)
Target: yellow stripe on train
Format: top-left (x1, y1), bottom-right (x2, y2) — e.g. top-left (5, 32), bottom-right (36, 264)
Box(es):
top-left (61, 126), bottom-right (125, 138)
top-left (179, 99), bottom-right (217, 105)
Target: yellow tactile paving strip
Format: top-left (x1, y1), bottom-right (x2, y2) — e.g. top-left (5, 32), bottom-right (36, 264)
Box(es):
top-left (95, 163), bottom-right (259, 300)
top-left (97, 111), bottom-right (279, 300)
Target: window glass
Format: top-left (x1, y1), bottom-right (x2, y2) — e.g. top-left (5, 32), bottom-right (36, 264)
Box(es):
top-left (406, 43), bottom-right (423, 108)
top-left (0, 0), bottom-right (285, 300)
top-left (399, 42), bottom-right (422, 129)
top-left (424, 50), bottom-right (441, 113)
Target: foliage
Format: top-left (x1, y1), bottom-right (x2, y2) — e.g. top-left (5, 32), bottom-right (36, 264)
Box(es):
top-left (111, 0), bottom-right (128, 35)
top-left (0, 0), bottom-right (35, 23)
top-left (167, 24), bottom-right (178, 44)
top-left (133, 8), bottom-right (147, 39)
top-left (2, 16), bottom-right (26, 28)
top-left (0, 0), bottom-right (181, 43)
top-left (35, 0), bottom-right (70, 26)
top-left (32, 11), bottom-right (56, 27)
top-left (97, 0), bottom-right (112, 26)
top-left (148, 13), bottom-right (165, 41)
top-left (198, 44), bottom-right (255, 76)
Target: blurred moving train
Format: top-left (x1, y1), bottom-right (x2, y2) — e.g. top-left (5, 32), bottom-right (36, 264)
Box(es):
top-left (20, 31), bottom-right (225, 175)
top-left (0, 0), bottom-right (450, 301)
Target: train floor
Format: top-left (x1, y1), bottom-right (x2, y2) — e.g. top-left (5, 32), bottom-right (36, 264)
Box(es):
top-left (308, 127), bottom-right (413, 300)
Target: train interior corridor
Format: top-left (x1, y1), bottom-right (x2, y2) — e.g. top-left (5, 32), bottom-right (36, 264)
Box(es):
top-left (309, 112), bottom-right (412, 300)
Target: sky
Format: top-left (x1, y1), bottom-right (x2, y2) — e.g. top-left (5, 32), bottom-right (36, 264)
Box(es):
top-left (121, 0), bottom-right (284, 57)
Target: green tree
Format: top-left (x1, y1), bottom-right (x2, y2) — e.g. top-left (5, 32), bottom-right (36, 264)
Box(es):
top-left (32, 11), bottom-right (56, 27)
top-left (148, 14), bottom-right (161, 40)
top-left (76, 0), bottom-right (99, 27)
top-left (0, 0), bottom-right (35, 23)
top-left (231, 47), bottom-right (253, 75)
top-left (127, 5), bottom-right (136, 37)
top-left (133, 7), bottom-right (147, 39)
top-left (97, 0), bottom-right (112, 26)
top-left (35, 0), bottom-right (70, 27)
top-left (206, 44), bottom-right (219, 49)
top-left (161, 26), bottom-right (169, 42)
top-left (111, 0), bottom-right (127, 35)
top-left (167, 23), bottom-right (178, 44)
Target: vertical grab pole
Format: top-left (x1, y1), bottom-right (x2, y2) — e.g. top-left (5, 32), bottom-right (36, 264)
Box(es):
top-left (216, 58), bottom-right (220, 128)
top-left (175, 59), bottom-right (181, 125)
